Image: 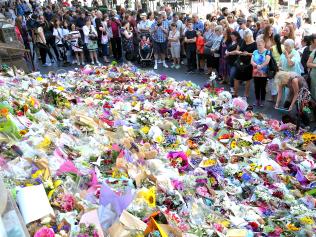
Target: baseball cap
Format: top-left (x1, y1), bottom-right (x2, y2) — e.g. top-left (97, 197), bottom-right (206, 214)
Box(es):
top-left (237, 18), bottom-right (246, 25)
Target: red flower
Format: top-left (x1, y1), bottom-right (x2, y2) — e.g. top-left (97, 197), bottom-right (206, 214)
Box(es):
top-left (248, 221), bottom-right (259, 230)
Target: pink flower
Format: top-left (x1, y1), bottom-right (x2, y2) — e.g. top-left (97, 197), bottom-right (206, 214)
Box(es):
top-left (167, 151), bottom-right (189, 173)
top-left (34, 227), bottom-right (55, 237)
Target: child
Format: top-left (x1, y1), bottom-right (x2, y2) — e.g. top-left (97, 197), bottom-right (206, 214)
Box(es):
top-left (196, 29), bottom-right (205, 73)
top-left (184, 20), bottom-right (197, 73)
top-left (140, 35), bottom-right (151, 59)
top-left (168, 23), bottom-right (181, 69)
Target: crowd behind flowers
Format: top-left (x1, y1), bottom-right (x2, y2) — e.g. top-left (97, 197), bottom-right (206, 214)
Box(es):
top-left (1, 0), bottom-right (316, 110)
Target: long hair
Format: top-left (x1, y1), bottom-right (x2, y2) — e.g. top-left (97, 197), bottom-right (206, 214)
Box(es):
top-left (263, 24), bottom-right (274, 44)
top-left (274, 34), bottom-right (283, 55)
top-left (285, 24), bottom-right (295, 40)
top-left (224, 27), bottom-right (233, 43)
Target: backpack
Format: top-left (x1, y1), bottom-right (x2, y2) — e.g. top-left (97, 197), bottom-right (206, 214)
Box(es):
top-left (265, 50), bottom-right (278, 79)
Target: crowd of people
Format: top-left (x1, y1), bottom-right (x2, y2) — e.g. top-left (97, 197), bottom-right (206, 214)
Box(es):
top-left (1, 0), bottom-right (316, 113)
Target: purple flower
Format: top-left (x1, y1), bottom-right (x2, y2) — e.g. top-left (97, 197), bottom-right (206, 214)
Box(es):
top-left (160, 74), bottom-right (167, 81)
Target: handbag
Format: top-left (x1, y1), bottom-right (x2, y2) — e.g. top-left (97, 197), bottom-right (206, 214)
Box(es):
top-left (265, 50), bottom-right (278, 79)
top-left (89, 26), bottom-right (98, 41)
top-left (204, 46), bottom-right (212, 55)
top-left (234, 56), bottom-right (247, 72)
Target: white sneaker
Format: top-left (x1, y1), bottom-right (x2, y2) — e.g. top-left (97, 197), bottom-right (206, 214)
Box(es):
top-left (154, 63), bottom-right (158, 70)
top-left (175, 64), bottom-right (180, 69)
top-left (163, 62), bottom-right (168, 68)
top-left (170, 64), bottom-right (175, 69)
top-left (96, 61), bottom-right (102, 66)
top-left (230, 87), bottom-right (234, 93)
top-left (91, 61), bottom-right (95, 65)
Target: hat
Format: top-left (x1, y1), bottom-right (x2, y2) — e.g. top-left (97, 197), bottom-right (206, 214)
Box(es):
top-left (140, 13), bottom-right (147, 18)
top-left (237, 17), bottom-right (246, 24)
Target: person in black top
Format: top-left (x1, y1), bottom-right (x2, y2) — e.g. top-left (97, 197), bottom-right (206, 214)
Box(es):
top-left (184, 20), bottom-right (197, 73)
top-left (301, 35), bottom-right (316, 76)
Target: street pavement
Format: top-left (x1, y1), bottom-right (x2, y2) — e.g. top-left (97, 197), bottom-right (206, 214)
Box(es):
top-left (34, 59), bottom-right (282, 120)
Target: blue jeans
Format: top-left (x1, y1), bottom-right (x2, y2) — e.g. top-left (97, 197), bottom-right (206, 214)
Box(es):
top-left (228, 65), bottom-right (237, 88)
top-left (101, 43), bottom-right (108, 57)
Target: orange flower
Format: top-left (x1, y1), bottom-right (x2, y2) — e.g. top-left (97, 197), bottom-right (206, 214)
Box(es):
top-left (253, 132), bottom-right (264, 142)
top-left (182, 112), bottom-right (193, 124)
top-left (187, 139), bottom-right (198, 149)
top-left (0, 108), bottom-right (9, 117)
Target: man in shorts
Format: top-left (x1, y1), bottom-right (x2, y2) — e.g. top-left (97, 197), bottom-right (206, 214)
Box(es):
top-left (151, 14), bottom-right (169, 70)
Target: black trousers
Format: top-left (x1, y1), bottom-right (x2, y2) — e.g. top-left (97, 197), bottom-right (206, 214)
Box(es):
top-left (111, 37), bottom-right (122, 61)
top-left (254, 77), bottom-right (268, 101)
top-left (46, 37), bottom-right (60, 60)
top-left (186, 46), bottom-right (196, 71)
top-left (38, 46), bottom-right (48, 64)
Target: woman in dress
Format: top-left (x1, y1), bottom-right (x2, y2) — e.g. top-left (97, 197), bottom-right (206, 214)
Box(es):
top-left (218, 27), bottom-right (232, 84)
top-left (83, 19), bottom-right (100, 65)
top-left (203, 21), bottom-right (217, 75)
top-left (120, 20), bottom-right (134, 62)
top-left (226, 31), bottom-right (242, 93)
top-left (68, 23), bottom-right (84, 65)
top-left (234, 30), bottom-right (257, 99)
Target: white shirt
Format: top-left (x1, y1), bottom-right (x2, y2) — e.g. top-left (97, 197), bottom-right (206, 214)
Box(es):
top-left (137, 20), bottom-right (150, 31)
top-left (229, 22), bottom-right (238, 31)
top-left (53, 27), bottom-right (64, 45)
top-left (83, 25), bottom-right (97, 44)
top-left (238, 27), bottom-right (252, 39)
top-left (148, 19), bottom-right (155, 28)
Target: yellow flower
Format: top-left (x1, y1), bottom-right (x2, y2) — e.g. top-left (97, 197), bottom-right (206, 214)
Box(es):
top-left (19, 130), bottom-right (28, 136)
top-left (220, 220), bottom-right (230, 228)
top-left (53, 180), bottom-right (63, 188)
top-left (57, 86), bottom-right (65, 91)
top-left (141, 126), bottom-right (150, 134)
top-left (176, 126), bottom-right (186, 135)
top-left (185, 149), bottom-right (191, 156)
top-left (36, 76), bottom-right (43, 81)
top-left (286, 223), bottom-right (300, 231)
top-left (31, 169), bottom-right (44, 179)
top-left (37, 136), bottom-right (51, 149)
top-left (112, 168), bottom-right (128, 179)
top-left (302, 132), bottom-right (316, 143)
top-left (138, 186), bottom-right (156, 208)
top-left (155, 135), bottom-right (164, 143)
top-left (230, 140), bottom-right (237, 149)
top-left (265, 165), bottom-right (274, 171)
top-left (300, 216), bottom-right (314, 225)
top-left (201, 159), bottom-right (216, 167)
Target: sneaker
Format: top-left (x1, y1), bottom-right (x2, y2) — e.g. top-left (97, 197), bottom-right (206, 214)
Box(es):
top-left (175, 65), bottom-right (180, 69)
top-left (91, 61), bottom-right (95, 65)
top-left (253, 100), bottom-right (260, 107)
top-left (186, 70), bottom-right (193, 74)
top-left (72, 60), bottom-right (77, 64)
top-left (96, 61), bottom-right (102, 66)
top-left (170, 64), bottom-right (175, 69)
top-left (260, 101), bottom-right (265, 107)
top-left (42, 63), bottom-right (52, 67)
top-left (154, 63), bottom-right (158, 70)
top-left (230, 87), bottom-right (234, 93)
top-left (163, 62), bottom-right (168, 68)
top-left (181, 61), bottom-right (185, 65)
top-left (51, 59), bottom-right (55, 63)
top-left (158, 59), bottom-right (162, 64)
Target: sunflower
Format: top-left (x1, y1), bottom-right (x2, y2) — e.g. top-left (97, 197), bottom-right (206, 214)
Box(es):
top-left (286, 223), bottom-right (300, 231)
top-left (138, 186), bottom-right (156, 208)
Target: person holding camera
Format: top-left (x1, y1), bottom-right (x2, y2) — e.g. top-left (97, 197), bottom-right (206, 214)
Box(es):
top-left (83, 19), bottom-right (100, 65)
top-left (151, 14), bottom-right (169, 70)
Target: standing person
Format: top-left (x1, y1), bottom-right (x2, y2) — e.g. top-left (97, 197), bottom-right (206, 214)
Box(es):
top-left (262, 24), bottom-right (274, 50)
top-left (196, 29), bottom-right (205, 73)
top-left (68, 23), bottom-right (84, 65)
top-left (204, 21), bottom-right (217, 75)
top-left (210, 25), bottom-right (224, 79)
top-left (307, 39), bottom-right (316, 97)
top-left (99, 15), bottom-right (110, 63)
top-left (53, 19), bottom-right (68, 65)
top-left (147, 12), bottom-right (155, 28)
top-left (237, 18), bottom-right (251, 40)
top-left (251, 37), bottom-right (271, 107)
top-left (137, 13), bottom-right (150, 33)
top-left (281, 25), bottom-right (295, 43)
top-left (234, 30), bottom-right (257, 99)
top-left (108, 12), bottom-right (122, 62)
top-left (227, 14), bottom-right (238, 30)
top-left (218, 27), bottom-right (232, 84)
top-left (120, 21), bottom-right (134, 62)
top-left (168, 23), bottom-right (181, 69)
top-left (83, 19), bottom-right (100, 65)
top-left (184, 19), bottom-right (197, 73)
top-left (269, 33), bottom-right (284, 102)
top-left (34, 17), bottom-right (51, 66)
top-left (151, 14), bottom-right (169, 70)
top-left (226, 31), bottom-right (242, 93)
top-left (279, 39), bottom-right (302, 75)
top-left (169, 13), bottom-right (184, 36)
top-left (192, 13), bottom-right (204, 32)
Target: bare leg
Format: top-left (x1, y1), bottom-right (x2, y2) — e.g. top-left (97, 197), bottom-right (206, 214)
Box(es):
top-left (90, 52), bottom-right (94, 63)
top-left (75, 52), bottom-right (80, 64)
top-left (234, 79), bottom-right (239, 97)
top-left (245, 80), bottom-right (251, 98)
